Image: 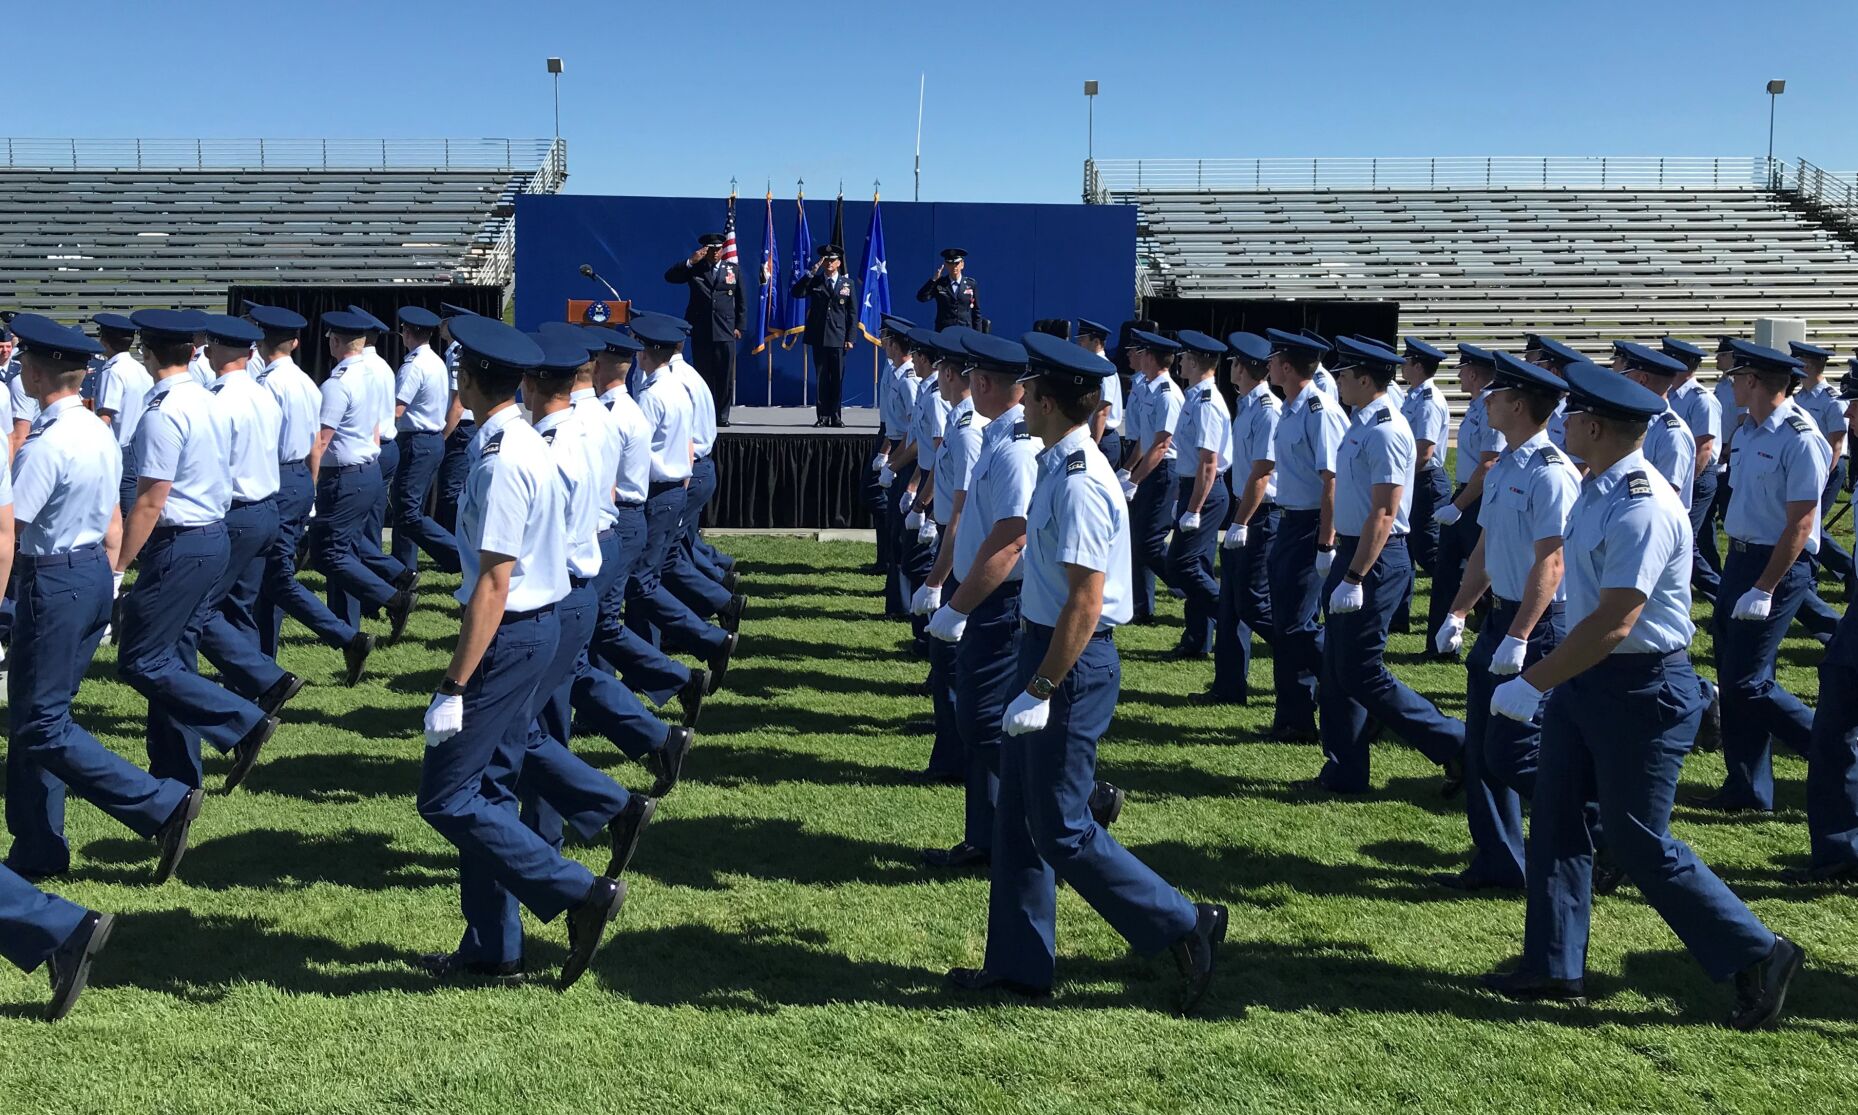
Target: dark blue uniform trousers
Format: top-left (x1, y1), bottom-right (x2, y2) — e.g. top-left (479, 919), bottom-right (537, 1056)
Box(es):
top-left (983, 624), bottom-right (1198, 990)
top-left (1397, 464), bottom-right (1451, 628)
top-left (1212, 505), bottom-right (1278, 701)
top-left (258, 461), bottom-right (357, 656)
top-left (7, 546), bottom-right (189, 876)
top-left (1521, 652), bottom-right (1775, 983)
top-left (1459, 599), bottom-right (1564, 888)
top-left (626, 483), bottom-right (727, 658)
top-left (434, 421), bottom-right (475, 534)
top-left (365, 436), bottom-right (400, 565)
top-left (685, 454), bottom-right (732, 582)
top-left (1426, 488), bottom-right (1484, 648)
top-left (1130, 469), bottom-right (1178, 620)
top-left (1165, 476), bottom-right (1228, 654)
top-left (1267, 508), bottom-right (1324, 734)
top-left (1715, 544), bottom-right (1815, 810)
top-left (1817, 458), bottom-right (1853, 585)
top-left (664, 456), bottom-right (731, 617)
top-left (589, 514), bottom-right (690, 708)
top-left (1688, 469), bottom-right (1721, 603)
top-left (117, 441), bottom-right (140, 521)
top-left (391, 431), bottom-right (461, 575)
top-left (118, 523), bottom-right (267, 787)
top-left (314, 463), bottom-right (402, 630)
top-left (926, 573), bottom-right (965, 778)
top-left (418, 606), bottom-right (596, 966)
top-left (1807, 615), bottom-right (1858, 870)
top-left (1317, 536), bottom-right (1465, 792)
top-left (954, 583), bottom-right (1020, 850)
top-left (1698, 469), bottom-right (1730, 588)
top-left (0, 865), bottom-right (86, 974)
top-left (898, 494), bottom-right (936, 652)
top-left (883, 461), bottom-right (918, 617)
top-left (199, 497), bottom-right (284, 701)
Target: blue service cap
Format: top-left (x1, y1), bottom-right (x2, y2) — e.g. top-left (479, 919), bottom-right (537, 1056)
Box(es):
top-left (1723, 338), bottom-right (1805, 377)
top-left (1456, 343), bottom-right (1496, 368)
top-left (1660, 336), bottom-right (1707, 362)
top-left (960, 331), bottom-right (1029, 372)
top-left (1530, 335), bottom-right (1585, 367)
top-left (1298, 328), bottom-right (1336, 356)
top-left (527, 330), bottom-right (594, 375)
top-left (398, 306), bottom-right (442, 329)
top-left (1404, 337), bottom-right (1446, 364)
top-left (1126, 328), bottom-right (1181, 353)
top-left (1174, 330), bottom-right (1228, 357)
top-left (903, 325), bottom-right (940, 352)
top-left (1264, 328), bottom-right (1329, 358)
top-left (631, 311), bottom-right (693, 337)
top-left (920, 328), bottom-right (977, 365)
top-left (1563, 360), bottom-right (1666, 422)
top-left (880, 313), bottom-right (915, 336)
top-left (627, 313), bottom-right (688, 348)
top-left (1614, 341), bottom-right (1685, 377)
top-left (1330, 335), bottom-right (1401, 373)
top-left (1839, 372), bottom-right (1858, 401)
top-left (1225, 332), bottom-right (1272, 366)
top-left (1716, 336), bottom-right (1740, 354)
top-left (91, 312), bottom-right (137, 334)
top-left (1490, 350), bottom-right (1569, 395)
top-left (1789, 340), bottom-right (1833, 360)
top-left (243, 302), bottom-right (308, 332)
top-left (538, 320), bottom-right (604, 357)
top-left (345, 305), bottom-right (390, 333)
top-left (131, 308), bottom-right (205, 341)
top-left (1020, 331), bottom-right (1117, 385)
top-left (9, 313), bottom-right (104, 362)
top-left (322, 310), bottom-right (375, 335)
top-left (449, 315), bottom-right (544, 373)
top-left (1074, 317), bottom-right (1112, 340)
top-left (439, 302), bottom-right (480, 319)
top-left (582, 325), bottom-right (643, 355)
top-left (198, 314), bottom-right (264, 347)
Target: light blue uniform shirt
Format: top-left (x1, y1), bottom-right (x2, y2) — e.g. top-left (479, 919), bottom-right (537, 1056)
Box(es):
top-left (1336, 394), bottom-right (1415, 537)
top-left (1642, 404), bottom-right (1695, 511)
top-left (446, 341), bottom-right (474, 424)
top-left (1671, 378), bottom-right (1722, 468)
top-left (1401, 379), bottom-right (1450, 457)
top-left (0, 359), bottom-right (14, 434)
top-left (1170, 379), bottom-right (1232, 479)
top-left (93, 351), bottom-right (152, 448)
top-left (1100, 360), bottom-right (1124, 431)
top-left (953, 403), bottom-right (1038, 583)
top-left (1563, 452), bottom-right (1695, 654)
top-left (673, 356), bottom-right (718, 457)
top-left (572, 394), bottom-right (624, 530)
top-left (11, 397), bottom-right (121, 556)
top-left (1714, 374), bottom-right (1746, 472)
top-left (456, 405), bottom-right (570, 613)
top-left (1454, 390), bottom-right (1501, 484)
top-left (1725, 400), bottom-right (1832, 554)
top-left (1142, 375), bottom-right (1182, 462)
top-left (135, 375), bottom-right (232, 526)
top-left (186, 348), bottom-right (215, 388)
top-left (1230, 382), bottom-right (1281, 504)
top-left (395, 345), bottom-right (450, 433)
top-left (534, 406), bottom-right (603, 580)
top-left (1023, 424), bottom-right (1132, 631)
top-left (260, 355), bottom-right (321, 462)
top-left (1477, 431), bottom-right (1580, 602)
top-left (1312, 365), bottom-right (1339, 403)
top-left (362, 347), bottom-right (398, 440)
top-left (881, 360), bottom-right (918, 441)
top-left (933, 396), bottom-right (988, 526)
top-left (1273, 381), bottom-right (1348, 512)
top-left (1122, 374), bottom-right (1152, 452)
top-left (318, 356), bottom-right (382, 466)
top-left (1796, 381), bottom-right (1846, 458)
top-left (8, 364), bottom-right (39, 426)
top-left (600, 385), bottom-right (654, 505)
top-left (212, 368), bottom-right (283, 502)
top-left (913, 376), bottom-right (949, 453)
top-left (635, 365), bottom-right (694, 483)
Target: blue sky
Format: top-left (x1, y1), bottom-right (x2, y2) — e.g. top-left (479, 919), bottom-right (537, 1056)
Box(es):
top-left (10, 0), bottom-right (1857, 202)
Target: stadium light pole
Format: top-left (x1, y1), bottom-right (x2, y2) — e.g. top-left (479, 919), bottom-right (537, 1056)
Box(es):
top-left (547, 57), bottom-right (565, 140)
top-left (1766, 79), bottom-right (1785, 185)
top-left (1084, 80), bottom-right (1099, 162)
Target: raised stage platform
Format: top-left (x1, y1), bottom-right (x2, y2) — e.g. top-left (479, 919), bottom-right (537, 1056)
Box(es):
top-left (711, 407), bottom-right (883, 530)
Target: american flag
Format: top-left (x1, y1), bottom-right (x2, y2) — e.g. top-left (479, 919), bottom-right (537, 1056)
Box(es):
top-left (720, 193), bottom-right (740, 265)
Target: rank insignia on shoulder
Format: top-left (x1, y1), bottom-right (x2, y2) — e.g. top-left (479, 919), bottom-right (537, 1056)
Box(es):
top-left (541, 429), bottom-right (557, 444)
top-left (1308, 396), bottom-right (1324, 413)
top-left (1065, 450), bottom-right (1088, 476)
top-left (957, 412), bottom-right (973, 428)
top-left (1374, 410), bottom-right (1392, 425)
top-left (481, 434), bottom-right (504, 457)
top-left (1539, 446), bottom-right (1564, 465)
top-left (1785, 414), bottom-right (1814, 435)
top-left (1625, 471), bottom-right (1653, 498)
top-left (1012, 420), bottom-right (1029, 440)
top-left (1661, 413), bottom-right (1681, 429)
top-left (144, 393), bottom-right (164, 411)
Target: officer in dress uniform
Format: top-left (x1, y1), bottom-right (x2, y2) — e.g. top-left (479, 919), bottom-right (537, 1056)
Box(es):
top-left (391, 306), bottom-right (461, 576)
top-left (1428, 345), bottom-right (1506, 656)
top-left (2, 315), bottom-right (203, 886)
top-left (114, 310), bottom-right (278, 792)
top-left (792, 245), bottom-right (857, 428)
top-left (1433, 352), bottom-right (1580, 890)
top-left (1311, 337), bottom-right (1466, 794)
top-left (1612, 343), bottom-right (1695, 506)
top-left (1792, 340), bottom-right (1852, 591)
top-left (1209, 332), bottom-right (1279, 704)
top-left (1481, 361), bottom-right (1802, 1031)
top-left (1664, 337), bottom-right (1723, 604)
top-left (1690, 341), bottom-right (1831, 815)
top-left (1397, 338), bottom-right (1451, 632)
top-left (665, 232), bottom-right (744, 427)
top-left (1118, 330), bottom-right (1183, 628)
top-left (874, 316), bottom-right (920, 617)
top-left (1074, 319), bottom-right (1124, 461)
top-left (414, 315), bottom-right (624, 987)
top-left (916, 247), bottom-right (981, 331)
top-left (946, 333), bottom-right (1225, 1015)
top-left (434, 304), bottom-right (481, 534)
top-left (245, 305), bottom-right (374, 685)
top-left (86, 314), bottom-right (151, 518)
top-left (1163, 331), bottom-right (1232, 659)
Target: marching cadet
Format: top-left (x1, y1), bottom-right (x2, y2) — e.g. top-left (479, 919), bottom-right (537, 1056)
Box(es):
top-left (1691, 341), bottom-right (1830, 815)
top-left (87, 313), bottom-right (151, 517)
top-left (1163, 331), bottom-right (1232, 659)
top-left (1073, 319), bottom-right (1124, 461)
top-left (874, 316), bottom-right (920, 618)
top-left (343, 306), bottom-right (412, 606)
top-left (664, 232), bottom-right (744, 427)
top-left (792, 245), bottom-right (857, 428)
top-left (245, 304), bottom-right (374, 685)
top-left (915, 248), bottom-right (981, 331)
top-left (115, 310), bottom-right (277, 792)
top-left (898, 328), bottom-right (955, 654)
top-left (1118, 330), bottom-right (1182, 630)
top-left (1397, 338), bottom-right (1451, 632)
top-left (1792, 341), bottom-right (1851, 590)
top-left (1482, 361), bottom-right (1801, 1031)
top-left (1209, 332), bottom-right (1279, 704)
top-left (946, 332), bottom-right (1225, 1015)
top-left (1434, 353), bottom-right (1579, 889)
top-left (1427, 345), bottom-right (1505, 656)
top-left (1703, 337), bottom-right (1747, 604)
top-left (415, 314), bottom-right (623, 989)
top-left (434, 303), bottom-right (481, 534)
top-left (1613, 343), bottom-right (1695, 506)
top-left (3, 314), bottom-right (203, 885)
top-left (647, 313), bottom-right (745, 629)
top-left (1664, 337), bottom-right (1723, 604)
top-left (1262, 328), bottom-right (1347, 742)
top-left (1523, 334), bottom-right (1585, 453)
top-left (1297, 329), bottom-right (1340, 403)
top-left (1311, 337), bottom-right (1465, 794)
top-left (390, 306), bottom-right (461, 576)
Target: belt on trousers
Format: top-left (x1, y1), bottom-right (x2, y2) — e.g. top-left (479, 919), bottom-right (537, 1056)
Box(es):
top-left (648, 480), bottom-right (684, 495)
top-left (279, 457), bottom-right (310, 470)
top-left (1488, 595), bottom-right (1566, 612)
top-left (1021, 619), bottom-right (1114, 641)
top-left (150, 522), bottom-right (224, 540)
top-left (328, 462), bottom-right (369, 475)
top-left (570, 575), bottom-right (594, 589)
top-left (18, 543), bottom-right (105, 570)
top-left (597, 527), bottom-right (619, 541)
top-left (500, 603), bottom-right (556, 625)
top-left (230, 495), bottom-right (276, 511)
top-left (615, 500), bottom-right (645, 510)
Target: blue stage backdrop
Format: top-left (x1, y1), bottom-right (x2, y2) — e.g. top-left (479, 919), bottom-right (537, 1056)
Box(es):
top-left (515, 193), bottom-right (1136, 408)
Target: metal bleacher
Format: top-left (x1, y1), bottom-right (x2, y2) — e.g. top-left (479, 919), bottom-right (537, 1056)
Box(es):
top-left (1090, 156), bottom-right (1858, 405)
top-left (0, 137), bottom-right (567, 318)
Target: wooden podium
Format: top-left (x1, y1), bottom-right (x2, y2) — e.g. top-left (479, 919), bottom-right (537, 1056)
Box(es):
top-left (566, 298), bottom-right (630, 326)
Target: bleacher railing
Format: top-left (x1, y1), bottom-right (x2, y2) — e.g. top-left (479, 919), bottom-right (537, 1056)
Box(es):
top-left (0, 137), bottom-right (557, 171)
top-left (1777, 158), bottom-right (1858, 226)
top-left (1087, 156), bottom-right (1772, 198)
top-left (454, 138), bottom-right (568, 293)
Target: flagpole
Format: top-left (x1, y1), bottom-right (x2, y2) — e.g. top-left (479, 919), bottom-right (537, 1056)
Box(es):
top-left (872, 183), bottom-right (881, 405)
top-left (914, 74), bottom-right (925, 202)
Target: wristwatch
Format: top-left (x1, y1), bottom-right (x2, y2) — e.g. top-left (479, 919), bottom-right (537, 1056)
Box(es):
top-left (1027, 674), bottom-right (1058, 700)
top-left (437, 677), bottom-right (467, 697)
top-left (1343, 570), bottom-right (1365, 585)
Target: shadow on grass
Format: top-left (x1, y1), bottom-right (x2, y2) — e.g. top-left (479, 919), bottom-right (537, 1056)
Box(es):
top-left (628, 815), bottom-right (927, 890)
top-left (77, 827), bottom-right (453, 892)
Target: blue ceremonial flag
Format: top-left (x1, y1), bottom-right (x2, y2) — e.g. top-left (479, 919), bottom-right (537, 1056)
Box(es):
top-left (780, 189), bottom-right (813, 350)
top-left (753, 188), bottom-right (782, 355)
top-left (857, 192), bottom-right (891, 345)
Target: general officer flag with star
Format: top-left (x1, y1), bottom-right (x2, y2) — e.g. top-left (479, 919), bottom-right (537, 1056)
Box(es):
top-left (857, 192), bottom-right (891, 346)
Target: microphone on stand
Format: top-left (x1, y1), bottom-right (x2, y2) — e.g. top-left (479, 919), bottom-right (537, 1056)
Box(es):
top-left (579, 263), bottom-right (622, 302)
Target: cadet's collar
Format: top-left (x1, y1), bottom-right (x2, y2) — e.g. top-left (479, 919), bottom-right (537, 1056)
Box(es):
top-left (1587, 448), bottom-right (1649, 493)
top-left (1351, 394), bottom-right (1392, 425)
top-left (148, 372), bottom-right (182, 397)
top-left (214, 366), bottom-right (253, 385)
top-left (332, 354), bottom-right (361, 373)
top-left (1042, 423), bottom-right (1094, 463)
top-left (38, 395), bottom-right (82, 423)
top-left (478, 401), bottom-right (524, 437)
top-left (998, 402), bottom-right (1025, 427)
top-left (533, 406), bottom-right (572, 433)
top-left (1247, 380), bottom-right (1273, 400)
top-left (263, 354), bottom-right (289, 375)
top-left (1509, 428), bottom-right (1553, 457)
top-left (599, 385), bottom-right (625, 403)
top-left (571, 387), bottom-right (596, 403)
top-left (409, 343), bottom-right (431, 358)
top-left (897, 359), bottom-right (913, 375)
top-left (1291, 381), bottom-right (1323, 409)
top-left (1756, 403), bottom-right (1793, 433)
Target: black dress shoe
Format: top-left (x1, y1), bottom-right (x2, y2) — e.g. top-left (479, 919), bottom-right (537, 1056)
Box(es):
top-left (720, 593), bottom-right (747, 633)
top-left (1439, 751), bottom-right (1466, 798)
top-left (922, 842), bottom-right (990, 869)
top-left (906, 767), bottom-right (966, 786)
top-left (946, 967), bottom-right (1050, 1000)
top-left (343, 632), bottom-right (375, 688)
top-left (1164, 644), bottom-right (1209, 661)
top-left (222, 715), bottom-right (279, 793)
top-left (1694, 683), bottom-right (1723, 753)
top-left (1730, 935), bottom-right (1803, 1031)
top-left (1089, 781), bottom-right (1126, 827)
top-left (605, 795), bottom-right (657, 877)
top-left (1682, 791), bottom-right (1773, 815)
top-left (648, 727), bottom-right (694, 796)
top-left (1200, 689), bottom-right (1247, 706)
top-left (677, 668), bottom-right (708, 729)
top-left (416, 951), bottom-right (525, 984)
top-left (812, 418), bottom-right (828, 428)
top-left (721, 570), bottom-right (740, 594)
top-left (1430, 870), bottom-right (1522, 893)
top-left (708, 632), bottom-right (737, 691)
top-left (1171, 902), bottom-right (1229, 1016)
top-left (257, 672), bottom-right (305, 718)
top-left (1591, 853), bottom-right (1628, 896)
top-left (153, 787), bottom-right (205, 884)
top-left (1779, 860), bottom-right (1858, 886)
top-left (559, 876), bottom-right (626, 990)
top-left (716, 419), bottom-right (731, 428)
top-left (45, 911), bottom-right (113, 1022)
top-left (394, 567), bottom-right (421, 594)
top-left (1481, 968), bottom-right (1586, 1004)
top-left (1267, 725), bottom-right (1319, 744)
top-left (386, 589), bottom-right (416, 644)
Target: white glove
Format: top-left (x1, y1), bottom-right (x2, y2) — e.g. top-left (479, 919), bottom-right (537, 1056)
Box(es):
top-left (1435, 613), bottom-right (1466, 655)
top-left (1328, 579), bottom-right (1364, 614)
top-left (1490, 677), bottom-right (1545, 723)
top-left (899, 489), bottom-right (916, 514)
top-left (0, 642), bottom-right (7, 667)
top-left (917, 519), bottom-right (939, 545)
top-left (904, 510), bottom-right (923, 530)
top-left (1314, 547), bottom-right (1334, 578)
top-left (1434, 503), bottom-right (1462, 527)
top-left (112, 571), bottom-right (125, 598)
top-left (1002, 690), bottom-right (1051, 737)
top-left (870, 451), bottom-right (889, 472)
top-left (911, 583), bottom-right (942, 616)
top-left (1116, 467), bottom-right (1133, 486)
top-left (1222, 523), bottom-right (1248, 550)
top-left (424, 692), bottom-right (464, 746)
top-left (877, 465), bottom-right (895, 489)
top-left (1178, 511), bottom-right (1201, 533)
top-left (1121, 478), bottom-right (1138, 501)
top-left (1490, 635), bottom-right (1529, 676)
top-left (1731, 588), bottom-right (1773, 622)
top-left (927, 605), bottom-right (968, 642)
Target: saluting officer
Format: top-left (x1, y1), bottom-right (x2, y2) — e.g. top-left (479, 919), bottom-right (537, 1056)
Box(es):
top-left (916, 247), bottom-right (981, 330)
top-left (86, 313), bottom-right (151, 517)
top-left (665, 232), bottom-right (744, 427)
top-left (1118, 330), bottom-right (1183, 628)
top-left (1612, 342), bottom-right (1695, 506)
top-left (947, 333), bottom-right (1225, 1015)
top-left (1427, 345), bottom-right (1506, 655)
top-left (391, 306), bottom-right (461, 576)
top-left (1209, 332), bottom-right (1279, 704)
top-left (1397, 338), bottom-right (1451, 631)
top-left (1434, 352), bottom-right (1580, 890)
top-left (1312, 337), bottom-right (1466, 794)
top-left (1164, 331), bottom-right (1233, 659)
top-left (1482, 361), bottom-right (1801, 1031)
top-left (1664, 337), bottom-right (1723, 604)
top-left (792, 245), bottom-right (857, 428)
top-left (1074, 319), bottom-right (1124, 460)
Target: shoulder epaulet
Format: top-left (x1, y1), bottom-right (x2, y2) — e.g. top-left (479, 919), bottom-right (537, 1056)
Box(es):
top-left (481, 433), bottom-right (504, 458)
top-left (540, 428), bottom-right (557, 445)
top-left (956, 411), bottom-right (973, 428)
top-left (1538, 445), bottom-right (1565, 466)
top-left (210, 382), bottom-right (224, 394)
top-left (144, 393), bottom-right (164, 412)
top-left (1785, 413), bottom-right (1814, 436)
top-left (1012, 420), bottom-right (1030, 441)
top-left (1065, 450), bottom-right (1088, 476)
top-left (1625, 470), bottom-right (1653, 499)
top-left (328, 363), bottom-right (345, 379)
top-left (1374, 409), bottom-right (1392, 425)
top-left (1307, 396), bottom-right (1324, 413)
top-left (1661, 412), bottom-right (1681, 429)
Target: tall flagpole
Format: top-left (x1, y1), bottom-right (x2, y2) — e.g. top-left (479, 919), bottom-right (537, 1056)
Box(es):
top-left (765, 181), bottom-right (775, 406)
top-left (914, 74), bottom-right (925, 202)
top-left (872, 181), bottom-right (881, 403)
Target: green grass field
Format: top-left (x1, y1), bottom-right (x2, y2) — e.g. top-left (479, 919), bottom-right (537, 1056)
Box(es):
top-left (3, 534), bottom-right (1856, 1113)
